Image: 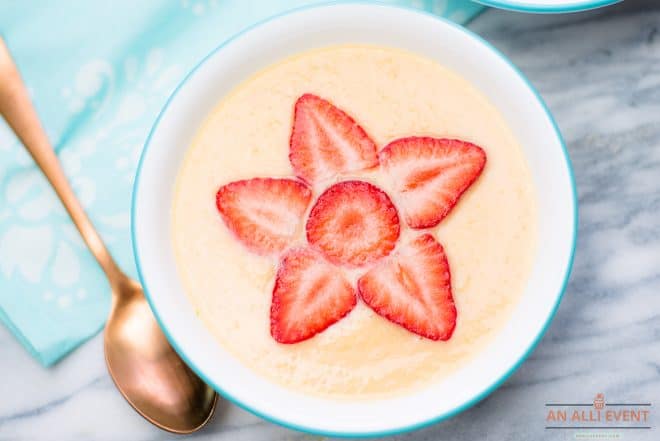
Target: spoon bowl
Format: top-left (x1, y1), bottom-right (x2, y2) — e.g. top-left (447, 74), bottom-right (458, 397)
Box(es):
top-left (105, 276), bottom-right (217, 433)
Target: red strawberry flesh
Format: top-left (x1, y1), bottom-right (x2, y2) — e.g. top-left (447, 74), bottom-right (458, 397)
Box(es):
top-left (306, 180), bottom-right (400, 267)
top-left (216, 178), bottom-right (312, 255)
top-left (379, 137), bottom-right (486, 229)
top-left (271, 247), bottom-right (357, 343)
top-left (289, 94), bottom-right (379, 184)
top-left (357, 234), bottom-right (456, 340)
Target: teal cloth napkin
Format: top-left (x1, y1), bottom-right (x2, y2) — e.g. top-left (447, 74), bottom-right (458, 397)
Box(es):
top-left (0, 0), bottom-right (484, 367)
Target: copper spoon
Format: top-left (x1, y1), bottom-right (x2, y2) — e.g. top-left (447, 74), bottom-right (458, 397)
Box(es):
top-left (0, 38), bottom-right (217, 433)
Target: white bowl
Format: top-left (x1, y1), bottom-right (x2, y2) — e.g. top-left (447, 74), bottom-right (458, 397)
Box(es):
top-left (475, 0), bottom-right (621, 13)
top-left (132, 3), bottom-right (577, 437)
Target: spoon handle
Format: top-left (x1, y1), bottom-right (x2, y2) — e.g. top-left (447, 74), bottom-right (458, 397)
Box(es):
top-left (0, 37), bottom-right (124, 285)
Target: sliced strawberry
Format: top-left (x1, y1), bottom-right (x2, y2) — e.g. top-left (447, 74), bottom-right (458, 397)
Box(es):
top-left (357, 234), bottom-right (456, 340)
top-left (379, 137), bottom-right (486, 229)
top-left (289, 94), bottom-right (379, 184)
top-left (306, 180), bottom-right (400, 267)
top-left (216, 178), bottom-right (312, 255)
top-left (271, 247), bottom-right (357, 343)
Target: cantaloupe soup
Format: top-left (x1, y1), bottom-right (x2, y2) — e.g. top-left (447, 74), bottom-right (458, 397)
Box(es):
top-left (172, 45), bottom-right (537, 399)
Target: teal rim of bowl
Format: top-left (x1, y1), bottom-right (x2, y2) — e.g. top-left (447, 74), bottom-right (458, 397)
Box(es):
top-left (131, 1), bottom-right (579, 438)
top-left (474, 0), bottom-right (621, 13)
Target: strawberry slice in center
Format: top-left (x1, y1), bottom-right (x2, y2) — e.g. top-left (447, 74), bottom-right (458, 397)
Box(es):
top-left (306, 180), bottom-right (400, 267)
top-left (271, 247), bottom-right (357, 343)
top-left (358, 234), bottom-right (457, 340)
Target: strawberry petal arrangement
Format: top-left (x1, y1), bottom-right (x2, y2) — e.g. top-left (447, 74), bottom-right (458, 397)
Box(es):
top-left (216, 93), bottom-right (486, 344)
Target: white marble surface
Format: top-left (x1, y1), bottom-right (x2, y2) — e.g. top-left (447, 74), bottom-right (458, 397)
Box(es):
top-left (1, 1), bottom-right (659, 440)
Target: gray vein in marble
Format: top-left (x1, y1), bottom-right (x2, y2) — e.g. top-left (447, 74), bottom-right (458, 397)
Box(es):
top-left (0, 376), bottom-right (104, 424)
